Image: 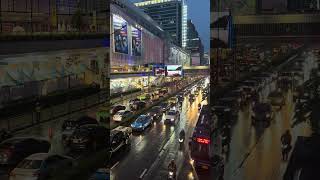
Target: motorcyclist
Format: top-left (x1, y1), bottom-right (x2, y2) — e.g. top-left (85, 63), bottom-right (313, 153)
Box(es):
top-left (198, 103), bottom-right (201, 109)
top-left (281, 130), bottom-right (292, 161)
top-left (168, 159), bottom-right (177, 177)
top-left (179, 129), bottom-right (185, 142)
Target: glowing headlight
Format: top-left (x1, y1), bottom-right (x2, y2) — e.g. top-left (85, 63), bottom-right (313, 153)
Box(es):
top-left (171, 118), bottom-right (174, 122)
top-left (169, 172), bottom-right (173, 176)
top-left (266, 113), bottom-right (270, 118)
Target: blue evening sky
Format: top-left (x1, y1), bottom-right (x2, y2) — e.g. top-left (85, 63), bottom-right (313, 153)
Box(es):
top-left (130, 0), bottom-right (210, 52)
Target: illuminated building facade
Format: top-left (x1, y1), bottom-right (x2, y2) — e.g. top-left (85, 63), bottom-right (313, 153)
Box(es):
top-left (134, 0), bottom-right (188, 48)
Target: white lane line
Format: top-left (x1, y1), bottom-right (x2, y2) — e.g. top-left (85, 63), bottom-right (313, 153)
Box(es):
top-left (139, 169), bottom-right (148, 179)
top-left (111, 161), bottom-right (119, 170)
top-left (136, 139), bottom-right (143, 146)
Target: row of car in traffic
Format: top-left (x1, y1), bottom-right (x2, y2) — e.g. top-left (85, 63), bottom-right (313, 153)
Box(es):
top-left (110, 87), bottom-right (170, 122)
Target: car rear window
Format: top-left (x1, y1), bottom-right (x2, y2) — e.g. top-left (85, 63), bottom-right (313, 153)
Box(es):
top-left (17, 159), bottom-right (42, 169)
top-left (167, 111), bottom-right (176, 116)
top-left (63, 121), bottom-right (75, 129)
top-left (115, 111), bottom-right (124, 115)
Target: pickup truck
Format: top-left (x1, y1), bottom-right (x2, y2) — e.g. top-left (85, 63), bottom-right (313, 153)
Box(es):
top-left (110, 126), bottom-right (132, 154)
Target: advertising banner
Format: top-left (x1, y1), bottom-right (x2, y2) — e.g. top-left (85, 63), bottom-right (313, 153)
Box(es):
top-left (166, 65), bottom-right (183, 77)
top-left (113, 14), bottom-right (128, 54)
top-left (131, 26), bottom-right (142, 56)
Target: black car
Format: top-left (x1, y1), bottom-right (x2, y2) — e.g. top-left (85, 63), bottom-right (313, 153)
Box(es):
top-left (211, 106), bottom-right (232, 127)
top-left (70, 125), bottom-right (109, 152)
top-left (251, 103), bottom-right (274, 127)
top-left (0, 137), bottom-right (50, 174)
top-left (61, 116), bottom-right (98, 144)
top-left (147, 106), bottom-right (163, 120)
top-left (131, 101), bottom-right (147, 111)
top-left (159, 102), bottom-right (170, 112)
top-left (215, 97), bottom-right (239, 117)
top-left (109, 127), bottom-right (131, 155)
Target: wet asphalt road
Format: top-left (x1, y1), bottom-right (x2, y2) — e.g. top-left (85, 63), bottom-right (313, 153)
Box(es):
top-left (5, 48), bottom-right (319, 180)
top-left (179, 49), bottom-right (317, 180)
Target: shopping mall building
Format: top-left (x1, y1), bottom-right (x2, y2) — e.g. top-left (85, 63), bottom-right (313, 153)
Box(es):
top-left (110, 0), bottom-right (191, 94)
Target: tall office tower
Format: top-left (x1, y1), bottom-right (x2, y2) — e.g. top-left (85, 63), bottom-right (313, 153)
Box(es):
top-left (134, 0), bottom-right (188, 48)
top-left (186, 19), bottom-right (204, 66)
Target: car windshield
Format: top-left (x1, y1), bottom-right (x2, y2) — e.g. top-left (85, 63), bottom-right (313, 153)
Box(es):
top-left (17, 159), bottom-right (42, 169)
top-left (63, 121), bottom-right (75, 129)
top-left (167, 111), bottom-right (176, 116)
top-left (150, 107), bottom-right (160, 113)
top-left (136, 117), bottom-right (147, 123)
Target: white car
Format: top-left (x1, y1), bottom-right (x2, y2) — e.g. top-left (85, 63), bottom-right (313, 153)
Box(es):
top-left (164, 110), bottom-right (180, 124)
top-left (9, 153), bottom-right (73, 180)
top-left (113, 110), bottom-right (133, 122)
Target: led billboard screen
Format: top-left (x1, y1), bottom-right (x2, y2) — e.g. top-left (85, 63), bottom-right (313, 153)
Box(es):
top-left (166, 65), bottom-right (183, 77)
top-left (131, 26), bottom-right (142, 56)
top-left (154, 67), bottom-right (165, 76)
top-left (113, 14), bottom-right (128, 54)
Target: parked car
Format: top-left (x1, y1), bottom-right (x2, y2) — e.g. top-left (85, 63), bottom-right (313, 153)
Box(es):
top-left (0, 138), bottom-right (50, 174)
top-left (251, 103), bottom-right (274, 127)
top-left (61, 116), bottom-right (98, 144)
top-left (9, 153), bottom-right (73, 180)
top-left (164, 110), bottom-right (180, 124)
top-left (131, 115), bottom-right (153, 131)
top-left (147, 106), bottom-right (163, 120)
top-left (110, 105), bottom-right (126, 115)
top-left (113, 110), bottom-right (133, 122)
top-left (69, 125), bottom-right (109, 152)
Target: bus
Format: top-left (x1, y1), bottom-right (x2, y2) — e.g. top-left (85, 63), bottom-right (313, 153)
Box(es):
top-left (190, 105), bottom-right (220, 169)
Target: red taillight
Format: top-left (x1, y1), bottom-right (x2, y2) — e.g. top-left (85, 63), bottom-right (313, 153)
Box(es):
top-left (32, 170), bottom-right (40, 177)
top-left (196, 138), bottom-right (210, 144)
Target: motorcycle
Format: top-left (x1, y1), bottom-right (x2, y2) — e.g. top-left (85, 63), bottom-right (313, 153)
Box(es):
top-left (178, 130), bottom-right (185, 149)
top-left (168, 170), bottom-right (176, 180)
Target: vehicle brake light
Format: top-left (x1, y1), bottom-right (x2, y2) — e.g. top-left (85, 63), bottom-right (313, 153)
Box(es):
top-left (32, 170), bottom-right (40, 177)
top-left (196, 138), bottom-right (210, 144)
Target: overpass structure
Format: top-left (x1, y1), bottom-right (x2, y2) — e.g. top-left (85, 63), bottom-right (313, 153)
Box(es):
top-left (183, 66), bottom-right (209, 75)
top-left (234, 13), bottom-right (320, 38)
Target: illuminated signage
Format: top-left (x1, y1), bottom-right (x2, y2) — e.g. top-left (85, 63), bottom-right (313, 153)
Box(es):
top-left (113, 14), bottom-right (128, 54)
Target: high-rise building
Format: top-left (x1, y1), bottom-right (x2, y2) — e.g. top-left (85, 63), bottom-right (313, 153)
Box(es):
top-left (134, 0), bottom-right (188, 48)
top-left (186, 19), bottom-right (204, 66)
